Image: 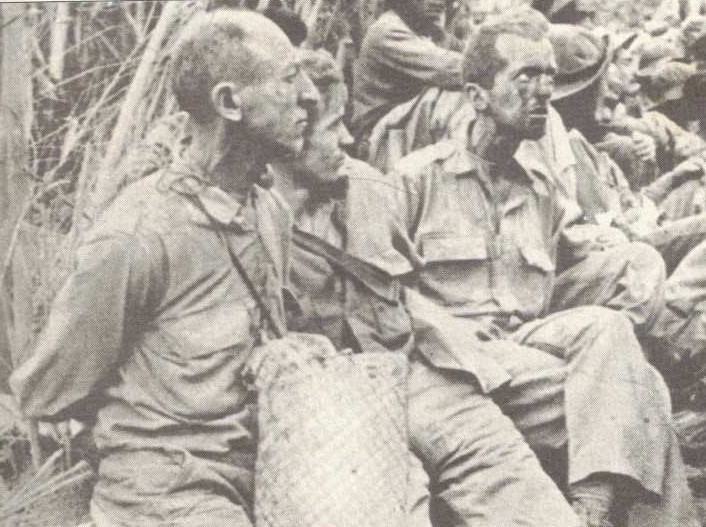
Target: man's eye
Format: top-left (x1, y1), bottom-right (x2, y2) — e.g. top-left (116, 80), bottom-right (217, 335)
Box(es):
top-left (284, 66), bottom-right (300, 82)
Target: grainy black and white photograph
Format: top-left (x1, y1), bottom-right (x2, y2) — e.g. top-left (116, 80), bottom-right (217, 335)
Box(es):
top-left (4, 0), bottom-right (706, 525)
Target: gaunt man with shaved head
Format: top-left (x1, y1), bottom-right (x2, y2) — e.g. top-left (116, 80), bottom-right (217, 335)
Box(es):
top-left (11, 11), bottom-right (318, 526)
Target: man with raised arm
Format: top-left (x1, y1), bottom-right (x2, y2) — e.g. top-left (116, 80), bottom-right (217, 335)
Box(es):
top-left (11, 11), bottom-right (319, 526)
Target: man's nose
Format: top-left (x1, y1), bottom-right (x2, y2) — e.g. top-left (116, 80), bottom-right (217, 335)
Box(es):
top-left (298, 72), bottom-right (320, 107)
top-left (594, 104), bottom-right (614, 124)
top-left (339, 124), bottom-right (354, 147)
top-left (535, 73), bottom-right (554, 101)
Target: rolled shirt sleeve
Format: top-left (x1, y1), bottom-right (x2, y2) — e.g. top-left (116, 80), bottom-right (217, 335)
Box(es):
top-left (10, 231), bottom-right (164, 421)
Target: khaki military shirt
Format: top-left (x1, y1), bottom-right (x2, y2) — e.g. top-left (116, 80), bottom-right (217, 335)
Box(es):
top-left (287, 156), bottom-right (511, 393)
top-left (11, 157), bottom-right (290, 459)
top-left (395, 140), bottom-right (585, 331)
top-left (352, 10), bottom-right (463, 138)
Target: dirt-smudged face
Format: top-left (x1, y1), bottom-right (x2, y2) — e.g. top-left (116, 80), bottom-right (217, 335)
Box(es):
top-left (297, 83), bottom-right (353, 184)
top-left (236, 36), bottom-right (320, 157)
top-left (485, 34), bottom-right (556, 141)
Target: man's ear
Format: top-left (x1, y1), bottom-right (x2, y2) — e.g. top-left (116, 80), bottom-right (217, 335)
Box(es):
top-left (464, 82), bottom-right (488, 112)
top-left (211, 81), bottom-right (243, 122)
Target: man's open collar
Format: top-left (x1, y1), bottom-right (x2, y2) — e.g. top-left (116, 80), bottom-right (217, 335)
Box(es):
top-left (160, 157), bottom-right (256, 230)
top-left (440, 139), bottom-right (551, 197)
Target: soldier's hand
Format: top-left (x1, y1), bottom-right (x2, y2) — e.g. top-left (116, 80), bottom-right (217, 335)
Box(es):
top-left (631, 131), bottom-right (657, 163)
top-left (246, 332), bottom-right (341, 381)
top-left (38, 420), bottom-right (86, 442)
top-left (595, 226), bottom-right (629, 248)
top-left (38, 421), bottom-right (63, 443)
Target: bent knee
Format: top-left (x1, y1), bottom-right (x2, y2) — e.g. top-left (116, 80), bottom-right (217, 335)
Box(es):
top-left (621, 241), bottom-right (666, 279)
top-left (569, 306), bottom-right (636, 336)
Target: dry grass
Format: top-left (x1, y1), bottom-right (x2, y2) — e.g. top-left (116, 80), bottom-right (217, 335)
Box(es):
top-left (0, 444), bottom-right (94, 527)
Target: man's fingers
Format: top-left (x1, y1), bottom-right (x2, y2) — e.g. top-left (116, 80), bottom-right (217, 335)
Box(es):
top-left (634, 143), bottom-right (655, 161)
top-left (631, 132), bottom-right (656, 162)
top-left (37, 422), bottom-right (61, 442)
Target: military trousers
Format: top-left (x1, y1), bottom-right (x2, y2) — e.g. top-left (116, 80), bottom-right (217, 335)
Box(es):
top-left (640, 212), bottom-right (706, 273)
top-left (90, 448), bottom-right (253, 527)
top-left (406, 352), bottom-right (578, 527)
top-left (482, 306), bottom-right (697, 527)
top-left (650, 237), bottom-right (706, 367)
top-left (551, 242), bottom-right (666, 336)
top-left (660, 178), bottom-right (706, 223)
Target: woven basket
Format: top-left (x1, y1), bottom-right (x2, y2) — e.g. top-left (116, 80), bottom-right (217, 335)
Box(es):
top-left (253, 336), bottom-right (409, 527)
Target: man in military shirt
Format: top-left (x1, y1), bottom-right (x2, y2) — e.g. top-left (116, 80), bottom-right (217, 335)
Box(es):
top-left (392, 8), bottom-right (696, 527)
top-left (271, 48), bottom-right (579, 527)
top-left (11, 11), bottom-right (319, 527)
top-left (351, 0), bottom-right (464, 147)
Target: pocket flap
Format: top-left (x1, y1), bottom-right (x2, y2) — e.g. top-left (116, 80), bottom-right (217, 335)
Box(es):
top-left (421, 235), bottom-right (487, 262)
top-left (520, 245), bottom-right (555, 272)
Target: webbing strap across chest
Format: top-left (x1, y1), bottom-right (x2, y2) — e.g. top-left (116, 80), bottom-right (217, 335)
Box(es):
top-left (293, 228), bottom-right (400, 302)
top-left (188, 194), bottom-right (285, 339)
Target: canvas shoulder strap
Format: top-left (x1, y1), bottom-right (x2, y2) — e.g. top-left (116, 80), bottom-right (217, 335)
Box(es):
top-left (293, 228), bottom-right (400, 302)
top-left (188, 194), bottom-right (285, 339)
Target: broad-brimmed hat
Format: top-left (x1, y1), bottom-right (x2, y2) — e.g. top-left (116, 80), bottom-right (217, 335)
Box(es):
top-left (549, 23), bottom-right (610, 101)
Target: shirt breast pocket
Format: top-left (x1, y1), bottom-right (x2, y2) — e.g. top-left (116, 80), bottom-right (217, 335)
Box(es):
top-left (160, 303), bottom-right (256, 362)
top-left (420, 235), bottom-right (489, 301)
top-left (421, 234), bottom-right (488, 263)
top-left (518, 244), bottom-right (555, 273)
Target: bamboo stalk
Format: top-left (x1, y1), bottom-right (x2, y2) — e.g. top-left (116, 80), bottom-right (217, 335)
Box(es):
top-left (122, 1), bottom-right (146, 41)
top-left (48, 2), bottom-right (70, 81)
top-left (0, 2), bottom-right (34, 374)
top-left (27, 420), bottom-right (42, 469)
top-left (11, 460), bottom-right (90, 506)
top-left (0, 459), bottom-right (92, 517)
top-left (89, 1), bottom-right (196, 218)
top-left (304, 0), bottom-right (325, 44)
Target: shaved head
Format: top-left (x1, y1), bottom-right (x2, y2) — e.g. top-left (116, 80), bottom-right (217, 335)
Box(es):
top-left (170, 10), bottom-right (295, 122)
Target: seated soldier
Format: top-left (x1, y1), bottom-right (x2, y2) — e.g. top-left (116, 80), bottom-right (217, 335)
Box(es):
top-left (11, 11), bottom-right (320, 527)
top-left (365, 21), bottom-right (667, 340)
top-left (104, 0), bottom-right (310, 200)
top-left (109, 44), bottom-right (581, 527)
top-left (351, 0), bottom-right (463, 150)
top-left (572, 35), bottom-right (706, 196)
top-left (548, 25), bottom-right (706, 274)
top-left (681, 16), bottom-right (706, 140)
top-left (271, 48), bottom-right (579, 527)
top-left (392, 8), bottom-right (697, 527)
